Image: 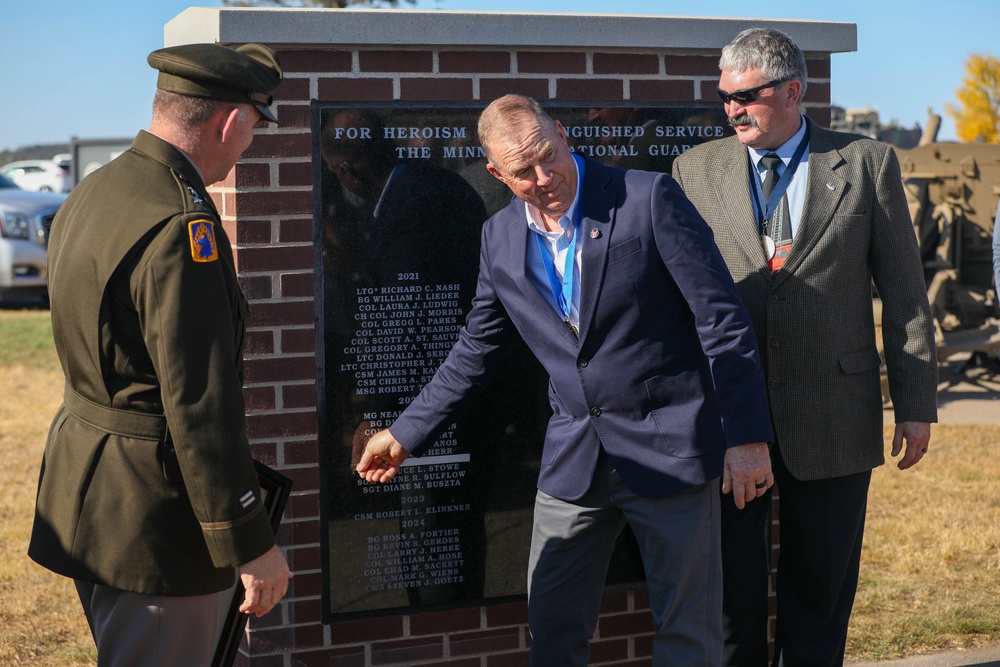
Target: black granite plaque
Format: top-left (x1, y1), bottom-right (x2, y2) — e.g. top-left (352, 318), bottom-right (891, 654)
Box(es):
top-left (314, 102), bottom-right (732, 619)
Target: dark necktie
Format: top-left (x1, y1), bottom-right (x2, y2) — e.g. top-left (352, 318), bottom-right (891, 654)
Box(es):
top-left (760, 153), bottom-right (782, 201)
top-left (759, 153), bottom-right (791, 244)
top-left (758, 153), bottom-right (792, 272)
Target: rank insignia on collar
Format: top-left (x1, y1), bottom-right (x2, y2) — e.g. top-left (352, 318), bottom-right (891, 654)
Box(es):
top-left (186, 185), bottom-right (205, 206)
top-left (188, 220), bottom-right (219, 263)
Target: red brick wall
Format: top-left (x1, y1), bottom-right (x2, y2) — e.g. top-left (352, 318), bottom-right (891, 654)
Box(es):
top-left (216, 45), bottom-right (832, 666)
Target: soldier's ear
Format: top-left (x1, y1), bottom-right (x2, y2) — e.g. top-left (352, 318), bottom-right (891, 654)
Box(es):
top-left (218, 107), bottom-right (242, 143)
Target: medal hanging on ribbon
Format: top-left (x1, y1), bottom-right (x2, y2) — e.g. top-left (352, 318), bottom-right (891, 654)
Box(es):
top-left (762, 199), bottom-right (791, 272)
top-left (752, 126), bottom-right (809, 263)
top-left (761, 235), bottom-right (776, 261)
top-left (536, 156), bottom-right (584, 338)
top-left (535, 227), bottom-right (579, 338)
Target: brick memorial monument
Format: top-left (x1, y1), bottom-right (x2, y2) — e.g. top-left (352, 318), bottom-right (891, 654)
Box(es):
top-left (163, 8), bottom-right (856, 664)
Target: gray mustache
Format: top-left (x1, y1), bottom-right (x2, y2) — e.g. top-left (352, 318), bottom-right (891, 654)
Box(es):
top-left (729, 114), bottom-right (759, 129)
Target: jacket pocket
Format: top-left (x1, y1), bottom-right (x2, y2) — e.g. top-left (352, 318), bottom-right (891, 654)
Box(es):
top-left (608, 236), bottom-right (641, 263)
top-left (542, 380), bottom-right (574, 465)
top-left (838, 347), bottom-right (881, 374)
top-left (645, 358), bottom-right (724, 458)
top-left (158, 440), bottom-right (183, 483)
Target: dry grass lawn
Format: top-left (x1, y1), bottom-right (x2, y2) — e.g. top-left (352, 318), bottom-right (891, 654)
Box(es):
top-left (847, 422), bottom-right (1000, 661)
top-left (1, 308), bottom-right (998, 663)
top-left (0, 310), bottom-right (95, 665)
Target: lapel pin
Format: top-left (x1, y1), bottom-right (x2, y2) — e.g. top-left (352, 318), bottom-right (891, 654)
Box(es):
top-left (826, 182), bottom-right (835, 190)
top-left (590, 228), bottom-right (601, 239)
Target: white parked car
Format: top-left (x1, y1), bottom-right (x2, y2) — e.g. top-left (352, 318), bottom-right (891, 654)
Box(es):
top-left (0, 173), bottom-right (65, 302)
top-left (1, 159), bottom-right (72, 193)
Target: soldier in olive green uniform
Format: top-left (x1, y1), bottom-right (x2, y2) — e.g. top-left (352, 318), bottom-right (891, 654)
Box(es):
top-left (29, 43), bottom-right (292, 665)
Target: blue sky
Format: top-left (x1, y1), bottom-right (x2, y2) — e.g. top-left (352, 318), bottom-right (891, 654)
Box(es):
top-left (2, 0), bottom-right (996, 153)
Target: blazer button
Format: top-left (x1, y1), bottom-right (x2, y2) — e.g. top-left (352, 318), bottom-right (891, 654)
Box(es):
top-left (770, 339), bottom-right (780, 348)
top-left (579, 359), bottom-right (589, 368)
top-left (590, 407), bottom-right (602, 417)
top-left (770, 295), bottom-right (780, 304)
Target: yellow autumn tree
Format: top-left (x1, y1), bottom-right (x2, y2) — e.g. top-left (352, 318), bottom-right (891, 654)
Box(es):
top-left (946, 53), bottom-right (1000, 143)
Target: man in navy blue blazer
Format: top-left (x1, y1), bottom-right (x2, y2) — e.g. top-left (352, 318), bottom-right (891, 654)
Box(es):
top-left (357, 94), bottom-right (775, 666)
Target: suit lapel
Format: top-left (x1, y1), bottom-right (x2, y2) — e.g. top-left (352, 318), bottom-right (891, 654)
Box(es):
top-left (503, 158), bottom-right (616, 346)
top-left (775, 122), bottom-right (847, 286)
top-left (577, 159), bottom-right (615, 343)
top-left (502, 201), bottom-right (580, 344)
top-left (714, 140), bottom-right (770, 273)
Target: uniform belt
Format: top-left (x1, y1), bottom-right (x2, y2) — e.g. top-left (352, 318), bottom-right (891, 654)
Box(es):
top-left (63, 385), bottom-right (168, 442)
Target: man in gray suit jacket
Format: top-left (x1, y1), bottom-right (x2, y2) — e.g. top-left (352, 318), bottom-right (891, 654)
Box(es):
top-left (672, 28), bottom-right (938, 667)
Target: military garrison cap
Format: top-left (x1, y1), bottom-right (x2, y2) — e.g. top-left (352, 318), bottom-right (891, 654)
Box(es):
top-left (147, 43), bottom-right (283, 123)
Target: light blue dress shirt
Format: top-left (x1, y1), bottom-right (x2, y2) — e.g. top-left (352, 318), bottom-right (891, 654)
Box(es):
top-left (523, 153), bottom-right (585, 330)
top-left (748, 115), bottom-right (810, 238)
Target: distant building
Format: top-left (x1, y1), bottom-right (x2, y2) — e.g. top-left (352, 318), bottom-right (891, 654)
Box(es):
top-left (830, 106), bottom-right (923, 149)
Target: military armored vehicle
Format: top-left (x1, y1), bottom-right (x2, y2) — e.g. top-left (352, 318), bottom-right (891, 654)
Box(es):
top-left (879, 111), bottom-right (1000, 402)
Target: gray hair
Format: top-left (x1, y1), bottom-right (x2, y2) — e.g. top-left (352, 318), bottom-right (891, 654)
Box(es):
top-left (152, 90), bottom-right (251, 144)
top-left (719, 28), bottom-right (808, 100)
top-left (478, 94), bottom-right (557, 165)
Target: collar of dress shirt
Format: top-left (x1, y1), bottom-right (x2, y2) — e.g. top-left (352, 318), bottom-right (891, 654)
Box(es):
top-left (748, 114), bottom-right (808, 173)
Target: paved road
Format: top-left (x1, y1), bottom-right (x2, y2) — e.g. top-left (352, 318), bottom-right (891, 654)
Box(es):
top-left (847, 644), bottom-right (1000, 667)
top-left (933, 357), bottom-right (1000, 424)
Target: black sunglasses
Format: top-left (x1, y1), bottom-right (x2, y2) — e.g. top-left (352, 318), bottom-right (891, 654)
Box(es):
top-left (716, 77), bottom-right (792, 105)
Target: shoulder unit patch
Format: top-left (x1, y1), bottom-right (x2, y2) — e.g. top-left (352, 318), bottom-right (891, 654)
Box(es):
top-left (188, 220), bottom-right (219, 263)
